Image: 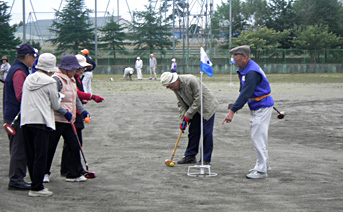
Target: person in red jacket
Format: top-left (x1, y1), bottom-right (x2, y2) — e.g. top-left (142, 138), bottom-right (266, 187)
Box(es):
top-left (59, 54), bottom-right (104, 177)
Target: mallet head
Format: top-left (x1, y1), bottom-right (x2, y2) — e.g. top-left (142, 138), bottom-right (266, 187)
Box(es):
top-left (165, 159), bottom-right (175, 167)
top-left (3, 123), bottom-right (16, 135)
top-left (84, 172), bottom-right (96, 179)
top-left (277, 111), bottom-right (285, 119)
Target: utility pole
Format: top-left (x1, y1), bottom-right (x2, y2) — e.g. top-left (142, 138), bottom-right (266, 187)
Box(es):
top-left (23, 0), bottom-right (26, 42)
top-left (95, 0), bottom-right (98, 64)
top-left (172, 0), bottom-right (175, 58)
top-left (229, 0), bottom-right (232, 49)
top-left (117, 0), bottom-right (119, 20)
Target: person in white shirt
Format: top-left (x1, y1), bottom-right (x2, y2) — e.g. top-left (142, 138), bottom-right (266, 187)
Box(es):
top-left (149, 54), bottom-right (157, 80)
top-left (171, 58), bottom-right (177, 73)
top-left (123, 67), bottom-right (134, 80)
top-left (135, 57), bottom-right (143, 80)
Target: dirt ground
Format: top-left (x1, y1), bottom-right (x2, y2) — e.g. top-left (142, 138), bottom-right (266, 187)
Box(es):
top-left (0, 74), bottom-right (342, 212)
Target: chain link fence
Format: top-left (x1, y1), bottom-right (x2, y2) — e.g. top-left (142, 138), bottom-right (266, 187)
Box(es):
top-left (2, 49), bottom-right (343, 74)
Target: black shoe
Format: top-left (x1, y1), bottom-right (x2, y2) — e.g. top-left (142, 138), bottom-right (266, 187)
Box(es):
top-left (8, 183), bottom-right (31, 190)
top-left (197, 161), bottom-right (211, 165)
top-left (177, 156), bottom-right (197, 164)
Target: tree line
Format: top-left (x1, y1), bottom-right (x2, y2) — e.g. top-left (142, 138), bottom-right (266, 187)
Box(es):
top-left (1, 0), bottom-right (342, 57)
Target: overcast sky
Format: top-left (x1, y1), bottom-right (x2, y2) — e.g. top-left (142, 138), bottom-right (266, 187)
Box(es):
top-left (6, 0), bottom-right (223, 25)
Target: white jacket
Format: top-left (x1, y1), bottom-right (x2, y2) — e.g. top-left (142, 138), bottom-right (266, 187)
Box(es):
top-left (20, 71), bottom-right (60, 130)
top-left (135, 60), bottom-right (143, 69)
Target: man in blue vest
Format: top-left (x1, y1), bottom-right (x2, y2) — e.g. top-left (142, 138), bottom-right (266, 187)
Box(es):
top-left (222, 45), bottom-right (274, 179)
top-left (3, 43), bottom-right (38, 190)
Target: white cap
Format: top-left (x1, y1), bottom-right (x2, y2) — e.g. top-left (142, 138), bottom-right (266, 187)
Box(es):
top-left (160, 72), bottom-right (178, 86)
top-left (75, 54), bottom-right (92, 68)
top-left (137, 57), bottom-right (140, 60)
top-left (171, 58), bottom-right (176, 62)
top-left (35, 53), bottom-right (59, 73)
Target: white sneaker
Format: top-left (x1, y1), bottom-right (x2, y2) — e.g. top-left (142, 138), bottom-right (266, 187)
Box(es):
top-left (28, 188), bottom-right (53, 197)
top-left (66, 175), bottom-right (87, 182)
top-left (43, 174), bottom-right (50, 183)
top-left (246, 170), bottom-right (268, 179)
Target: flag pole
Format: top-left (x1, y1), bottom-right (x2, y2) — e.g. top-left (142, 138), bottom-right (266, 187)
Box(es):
top-left (229, 57), bottom-right (234, 86)
top-left (187, 47), bottom-right (217, 177)
top-left (200, 70), bottom-right (204, 169)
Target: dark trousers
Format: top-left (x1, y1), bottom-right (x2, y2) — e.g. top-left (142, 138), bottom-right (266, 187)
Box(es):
top-left (5, 118), bottom-right (28, 186)
top-left (22, 126), bottom-right (50, 191)
top-left (185, 113), bottom-right (215, 162)
top-left (60, 127), bottom-right (86, 175)
top-left (45, 122), bottom-right (82, 178)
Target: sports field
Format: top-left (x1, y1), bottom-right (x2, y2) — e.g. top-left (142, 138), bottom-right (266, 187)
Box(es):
top-left (0, 73), bottom-right (342, 211)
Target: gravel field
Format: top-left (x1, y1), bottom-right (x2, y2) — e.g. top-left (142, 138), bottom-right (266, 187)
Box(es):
top-left (0, 73), bottom-right (342, 212)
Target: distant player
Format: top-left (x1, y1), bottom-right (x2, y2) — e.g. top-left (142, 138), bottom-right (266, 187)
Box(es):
top-left (123, 67), bottom-right (134, 81)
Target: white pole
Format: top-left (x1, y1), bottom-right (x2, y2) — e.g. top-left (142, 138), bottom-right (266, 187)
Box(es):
top-left (200, 71), bottom-right (204, 174)
top-left (230, 60), bottom-right (232, 84)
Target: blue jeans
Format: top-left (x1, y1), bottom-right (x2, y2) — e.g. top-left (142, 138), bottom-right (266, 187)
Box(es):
top-left (184, 113), bottom-right (215, 162)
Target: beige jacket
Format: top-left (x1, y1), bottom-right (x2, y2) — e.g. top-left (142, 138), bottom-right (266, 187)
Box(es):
top-left (174, 75), bottom-right (218, 121)
top-left (20, 71), bottom-right (60, 130)
top-left (53, 71), bottom-right (78, 123)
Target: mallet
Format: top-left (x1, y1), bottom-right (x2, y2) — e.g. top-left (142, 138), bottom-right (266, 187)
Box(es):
top-left (165, 122), bottom-right (186, 167)
top-left (273, 106), bottom-right (286, 119)
top-left (3, 112), bottom-right (20, 135)
top-left (71, 121), bottom-right (96, 179)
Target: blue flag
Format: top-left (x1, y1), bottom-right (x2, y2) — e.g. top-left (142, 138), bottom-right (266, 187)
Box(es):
top-left (200, 47), bottom-right (213, 77)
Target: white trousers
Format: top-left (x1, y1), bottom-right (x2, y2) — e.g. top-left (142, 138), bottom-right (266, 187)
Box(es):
top-left (82, 71), bottom-right (93, 93)
top-left (149, 67), bottom-right (156, 79)
top-left (250, 107), bottom-right (273, 173)
top-left (136, 68), bottom-right (142, 80)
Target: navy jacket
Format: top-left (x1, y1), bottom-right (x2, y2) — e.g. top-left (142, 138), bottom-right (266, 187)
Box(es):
top-left (3, 59), bottom-right (30, 121)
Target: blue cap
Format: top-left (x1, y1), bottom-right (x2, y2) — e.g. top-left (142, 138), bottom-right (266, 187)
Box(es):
top-left (58, 55), bottom-right (83, 71)
top-left (17, 43), bottom-right (38, 58)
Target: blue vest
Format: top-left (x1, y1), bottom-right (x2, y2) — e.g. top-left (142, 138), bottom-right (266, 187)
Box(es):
top-left (3, 59), bottom-right (30, 121)
top-left (238, 60), bottom-right (274, 110)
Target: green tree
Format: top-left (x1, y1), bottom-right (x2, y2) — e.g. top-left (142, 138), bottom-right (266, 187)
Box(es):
top-left (241, 0), bottom-right (269, 28)
top-left (292, 24), bottom-right (341, 50)
top-left (232, 27), bottom-right (290, 52)
top-left (212, 0), bottom-right (246, 48)
top-left (0, 1), bottom-right (21, 50)
top-left (293, 0), bottom-right (343, 36)
top-left (264, 0), bottom-right (296, 32)
top-left (263, 0), bottom-right (296, 49)
top-left (132, 1), bottom-right (173, 54)
top-left (98, 16), bottom-right (127, 59)
top-left (292, 24), bottom-right (342, 62)
top-left (49, 0), bottom-right (94, 52)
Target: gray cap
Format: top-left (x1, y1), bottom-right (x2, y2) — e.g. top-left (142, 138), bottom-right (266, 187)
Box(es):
top-left (229, 45), bottom-right (250, 56)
